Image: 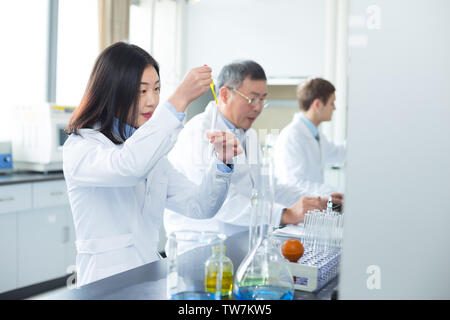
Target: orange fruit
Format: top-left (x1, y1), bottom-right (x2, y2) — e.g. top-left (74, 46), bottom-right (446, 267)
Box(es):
top-left (281, 238), bottom-right (304, 262)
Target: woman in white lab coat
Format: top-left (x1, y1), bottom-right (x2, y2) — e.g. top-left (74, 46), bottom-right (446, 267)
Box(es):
top-left (63, 42), bottom-right (241, 287)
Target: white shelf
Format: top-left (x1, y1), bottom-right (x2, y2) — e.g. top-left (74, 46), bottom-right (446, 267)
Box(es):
top-left (267, 78), bottom-right (308, 86)
top-left (266, 99), bottom-right (298, 108)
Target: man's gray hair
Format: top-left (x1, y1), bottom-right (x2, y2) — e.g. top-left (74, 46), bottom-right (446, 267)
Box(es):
top-left (216, 60), bottom-right (267, 90)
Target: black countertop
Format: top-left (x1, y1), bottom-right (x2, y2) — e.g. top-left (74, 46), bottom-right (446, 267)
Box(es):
top-left (0, 171), bottom-right (65, 186)
top-left (44, 232), bottom-right (338, 300)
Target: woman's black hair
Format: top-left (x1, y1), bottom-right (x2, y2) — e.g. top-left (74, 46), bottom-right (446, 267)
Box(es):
top-left (66, 42), bottom-right (159, 144)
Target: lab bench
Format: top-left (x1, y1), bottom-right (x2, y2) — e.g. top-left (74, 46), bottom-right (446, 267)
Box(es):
top-left (0, 171), bottom-right (76, 294)
top-left (0, 171), bottom-right (65, 186)
top-left (39, 231), bottom-right (338, 300)
top-left (0, 172), bottom-right (338, 299)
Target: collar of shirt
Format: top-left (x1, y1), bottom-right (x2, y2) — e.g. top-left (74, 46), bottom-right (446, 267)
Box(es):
top-left (218, 110), bottom-right (237, 131)
top-left (112, 101), bottom-right (185, 142)
top-left (218, 110), bottom-right (247, 149)
top-left (113, 117), bottom-right (137, 140)
top-left (218, 109), bottom-right (248, 136)
top-left (299, 113), bottom-right (319, 138)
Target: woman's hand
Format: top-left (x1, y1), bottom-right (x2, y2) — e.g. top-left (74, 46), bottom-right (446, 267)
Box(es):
top-left (168, 65), bottom-right (213, 113)
top-left (206, 131), bottom-right (243, 164)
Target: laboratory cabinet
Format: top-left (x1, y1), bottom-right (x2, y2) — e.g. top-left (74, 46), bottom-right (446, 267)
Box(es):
top-left (0, 183), bottom-right (32, 214)
top-left (17, 206), bottom-right (72, 287)
top-left (0, 179), bottom-right (76, 293)
top-left (0, 212), bottom-right (18, 293)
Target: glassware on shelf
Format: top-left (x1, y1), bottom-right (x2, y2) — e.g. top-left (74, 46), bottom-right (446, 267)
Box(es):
top-left (233, 147), bottom-right (294, 300)
top-left (204, 245), bottom-right (234, 299)
top-left (167, 230), bottom-right (226, 300)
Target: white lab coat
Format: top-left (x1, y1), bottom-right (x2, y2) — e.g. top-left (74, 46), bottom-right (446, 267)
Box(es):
top-left (63, 105), bottom-right (231, 287)
top-left (164, 102), bottom-right (306, 248)
top-left (273, 112), bottom-right (346, 195)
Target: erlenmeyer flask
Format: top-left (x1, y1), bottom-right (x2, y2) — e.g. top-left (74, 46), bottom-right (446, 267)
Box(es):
top-left (233, 149), bottom-right (294, 300)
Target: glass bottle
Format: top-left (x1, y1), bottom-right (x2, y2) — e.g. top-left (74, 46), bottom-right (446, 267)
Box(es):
top-left (167, 231), bottom-right (226, 300)
top-left (233, 146), bottom-right (295, 300)
top-left (204, 245), bottom-right (234, 299)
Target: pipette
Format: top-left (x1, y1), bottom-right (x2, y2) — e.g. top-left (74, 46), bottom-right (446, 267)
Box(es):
top-left (209, 80), bottom-right (220, 187)
top-left (327, 195), bottom-right (333, 213)
top-left (210, 81), bottom-right (219, 105)
top-left (209, 80), bottom-right (219, 133)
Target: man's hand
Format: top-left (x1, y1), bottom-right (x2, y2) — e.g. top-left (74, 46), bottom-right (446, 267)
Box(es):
top-left (206, 131), bottom-right (243, 164)
top-left (281, 196), bottom-right (323, 225)
top-left (168, 65), bottom-right (213, 113)
top-left (319, 192), bottom-right (344, 212)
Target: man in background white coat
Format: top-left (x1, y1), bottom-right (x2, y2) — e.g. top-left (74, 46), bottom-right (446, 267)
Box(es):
top-left (273, 78), bottom-right (346, 195)
top-left (164, 61), bottom-right (342, 245)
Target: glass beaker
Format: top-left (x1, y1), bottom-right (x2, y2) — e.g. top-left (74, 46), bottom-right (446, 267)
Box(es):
top-left (233, 149), bottom-right (295, 300)
top-left (167, 230), bottom-right (226, 300)
top-left (204, 245), bottom-right (234, 299)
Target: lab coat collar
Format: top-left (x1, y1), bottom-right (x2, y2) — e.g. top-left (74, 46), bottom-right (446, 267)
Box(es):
top-left (206, 101), bottom-right (247, 136)
top-left (78, 124), bottom-right (116, 146)
top-left (218, 109), bottom-right (236, 130)
top-left (293, 112), bottom-right (324, 167)
top-left (293, 113), bottom-right (318, 140)
top-left (75, 120), bottom-right (131, 145)
top-left (299, 113), bottom-right (319, 138)
top-left (205, 101), bottom-right (257, 165)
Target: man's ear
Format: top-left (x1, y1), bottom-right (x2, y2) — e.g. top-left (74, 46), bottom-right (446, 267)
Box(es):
top-left (219, 86), bottom-right (229, 105)
top-left (311, 98), bottom-right (323, 111)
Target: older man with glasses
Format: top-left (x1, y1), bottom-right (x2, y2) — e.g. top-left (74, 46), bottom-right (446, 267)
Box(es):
top-left (163, 60), bottom-right (341, 250)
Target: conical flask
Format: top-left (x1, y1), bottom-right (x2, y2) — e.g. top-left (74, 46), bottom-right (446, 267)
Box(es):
top-left (233, 148), bottom-right (294, 300)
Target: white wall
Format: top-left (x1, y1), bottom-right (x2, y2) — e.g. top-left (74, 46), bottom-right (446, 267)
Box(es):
top-left (183, 0), bottom-right (326, 78)
top-left (340, 0), bottom-right (450, 299)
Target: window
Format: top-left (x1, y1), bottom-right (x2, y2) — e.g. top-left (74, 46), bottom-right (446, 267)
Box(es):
top-left (0, 1), bottom-right (49, 140)
top-left (150, 0), bottom-right (181, 104)
top-left (129, 0), bottom-right (181, 104)
top-left (129, 0), bottom-right (153, 54)
top-left (1, 0), bottom-right (175, 141)
top-left (0, 1), bottom-right (49, 104)
top-left (56, 0), bottom-right (99, 106)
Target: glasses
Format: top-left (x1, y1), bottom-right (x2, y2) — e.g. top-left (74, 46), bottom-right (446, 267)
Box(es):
top-left (228, 87), bottom-right (269, 108)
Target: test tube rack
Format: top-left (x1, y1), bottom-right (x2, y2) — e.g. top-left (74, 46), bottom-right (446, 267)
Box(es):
top-left (285, 245), bottom-right (341, 292)
top-left (273, 209), bottom-right (344, 292)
